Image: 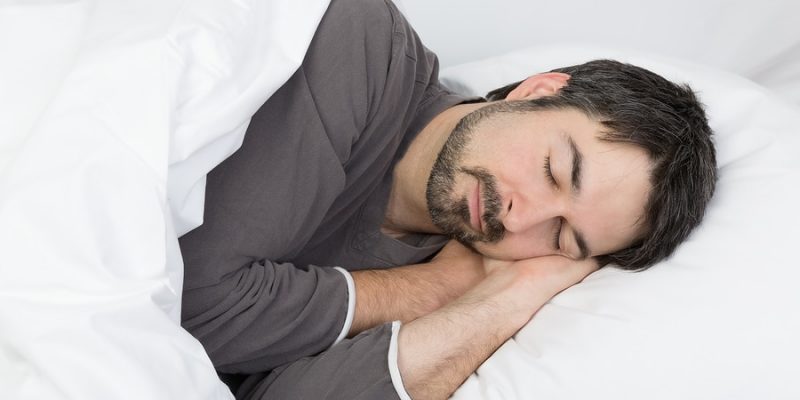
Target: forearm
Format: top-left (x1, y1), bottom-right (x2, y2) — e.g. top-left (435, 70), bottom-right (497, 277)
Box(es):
top-left (349, 259), bottom-right (484, 335)
top-left (396, 263), bottom-right (576, 400)
top-left (397, 268), bottom-right (532, 399)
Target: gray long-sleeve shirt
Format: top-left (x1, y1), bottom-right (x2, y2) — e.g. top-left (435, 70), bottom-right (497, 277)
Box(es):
top-left (179, 0), bottom-right (473, 397)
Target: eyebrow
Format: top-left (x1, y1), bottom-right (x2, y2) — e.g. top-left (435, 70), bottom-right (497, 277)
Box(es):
top-left (564, 134), bottom-right (590, 259)
top-left (567, 136), bottom-right (583, 193)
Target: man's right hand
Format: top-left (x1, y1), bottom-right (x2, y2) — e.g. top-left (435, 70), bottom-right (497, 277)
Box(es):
top-left (495, 255), bottom-right (599, 305)
top-left (398, 254), bottom-right (598, 400)
top-left (431, 239), bottom-right (492, 277)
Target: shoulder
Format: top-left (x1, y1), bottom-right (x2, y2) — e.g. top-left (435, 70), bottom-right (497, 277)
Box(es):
top-left (300, 0), bottom-right (412, 158)
top-left (322, 0), bottom-right (399, 32)
top-left (313, 0), bottom-right (422, 67)
top-left (311, 0), bottom-right (403, 65)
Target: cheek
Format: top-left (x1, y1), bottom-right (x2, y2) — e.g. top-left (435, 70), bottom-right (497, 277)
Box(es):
top-left (463, 148), bottom-right (541, 195)
top-left (464, 131), bottom-right (536, 165)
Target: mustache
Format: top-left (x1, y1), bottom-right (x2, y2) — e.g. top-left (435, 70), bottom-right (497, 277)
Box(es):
top-left (460, 167), bottom-right (506, 243)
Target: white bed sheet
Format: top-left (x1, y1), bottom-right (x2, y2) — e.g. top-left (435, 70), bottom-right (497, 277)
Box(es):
top-left (0, 0), bottom-right (329, 398)
top-left (442, 45), bottom-right (800, 400)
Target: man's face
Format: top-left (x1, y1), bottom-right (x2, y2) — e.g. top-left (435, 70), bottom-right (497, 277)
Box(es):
top-left (426, 104), bottom-right (652, 261)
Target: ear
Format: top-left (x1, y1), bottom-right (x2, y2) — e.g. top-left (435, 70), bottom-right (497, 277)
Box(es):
top-left (504, 72), bottom-right (570, 100)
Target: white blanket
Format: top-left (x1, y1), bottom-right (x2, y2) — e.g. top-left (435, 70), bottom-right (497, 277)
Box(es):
top-left (0, 1), bottom-right (329, 398)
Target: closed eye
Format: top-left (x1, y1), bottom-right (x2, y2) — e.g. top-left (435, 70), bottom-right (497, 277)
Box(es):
top-left (544, 155), bottom-right (558, 187)
top-left (552, 217), bottom-right (562, 251)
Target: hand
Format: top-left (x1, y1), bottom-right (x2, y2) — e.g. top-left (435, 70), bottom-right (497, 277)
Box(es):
top-left (431, 240), bottom-right (486, 279)
top-left (503, 255), bottom-right (599, 309)
top-left (396, 254), bottom-right (597, 400)
top-left (481, 255), bottom-right (515, 275)
top-left (431, 239), bottom-right (478, 262)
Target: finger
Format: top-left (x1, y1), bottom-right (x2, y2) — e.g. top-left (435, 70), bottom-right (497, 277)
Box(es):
top-left (434, 240), bottom-right (467, 259)
top-left (482, 257), bottom-right (514, 274)
top-left (566, 257), bottom-right (600, 282)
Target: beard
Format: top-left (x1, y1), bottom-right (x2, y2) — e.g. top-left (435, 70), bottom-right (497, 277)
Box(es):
top-left (426, 108), bottom-right (506, 248)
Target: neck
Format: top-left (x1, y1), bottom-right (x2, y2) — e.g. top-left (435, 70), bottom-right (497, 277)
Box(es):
top-left (383, 101), bottom-right (488, 236)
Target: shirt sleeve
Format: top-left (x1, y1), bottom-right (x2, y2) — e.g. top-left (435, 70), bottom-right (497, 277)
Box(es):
top-left (388, 321), bottom-right (413, 400)
top-left (182, 259), bottom-right (352, 374)
top-left (180, 0), bottom-right (460, 381)
top-left (235, 323), bottom-right (408, 400)
top-left (178, 0), bottom-right (400, 374)
top-left (332, 267), bottom-right (357, 346)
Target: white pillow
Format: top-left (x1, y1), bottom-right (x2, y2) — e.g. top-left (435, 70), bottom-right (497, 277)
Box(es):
top-left (442, 45), bottom-right (800, 400)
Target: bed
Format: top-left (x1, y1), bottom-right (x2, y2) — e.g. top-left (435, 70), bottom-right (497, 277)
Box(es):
top-left (1, 0), bottom-right (799, 399)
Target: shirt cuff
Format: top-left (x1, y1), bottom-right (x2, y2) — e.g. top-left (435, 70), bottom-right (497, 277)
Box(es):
top-left (331, 267), bottom-right (356, 346)
top-left (388, 320), bottom-right (413, 400)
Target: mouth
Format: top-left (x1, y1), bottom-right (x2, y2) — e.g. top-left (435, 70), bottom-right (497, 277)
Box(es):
top-left (468, 176), bottom-right (484, 234)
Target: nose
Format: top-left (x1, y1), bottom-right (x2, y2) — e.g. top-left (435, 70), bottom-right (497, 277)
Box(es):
top-left (502, 193), bottom-right (564, 234)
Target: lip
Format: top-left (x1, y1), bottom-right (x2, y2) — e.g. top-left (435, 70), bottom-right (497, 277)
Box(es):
top-left (469, 176), bottom-right (483, 234)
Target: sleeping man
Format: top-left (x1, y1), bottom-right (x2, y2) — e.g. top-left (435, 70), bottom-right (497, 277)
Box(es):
top-left (178, 0), bottom-right (716, 399)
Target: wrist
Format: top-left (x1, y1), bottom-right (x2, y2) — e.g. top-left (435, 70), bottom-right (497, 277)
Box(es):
top-left (349, 261), bottom-right (480, 335)
top-left (457, 267), bottom-right (533, 328)
top-left (485, 256), bottom-right (599, 324)
top-left (430, 256), bottom-right (485, 293)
